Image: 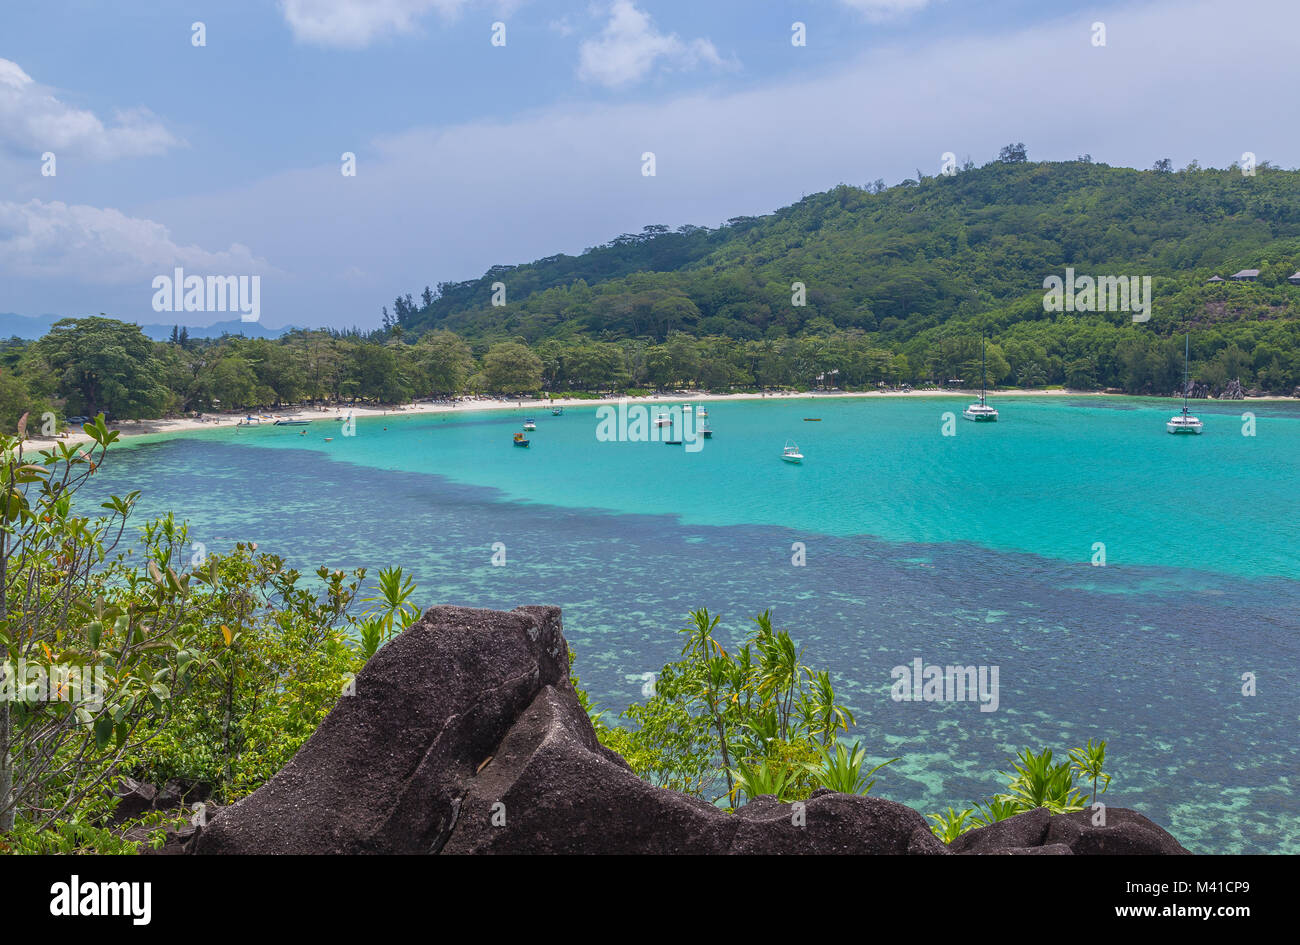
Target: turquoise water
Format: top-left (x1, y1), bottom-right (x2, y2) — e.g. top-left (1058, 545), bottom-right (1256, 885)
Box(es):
top-left (91, 396), bottom-right (1299, 853)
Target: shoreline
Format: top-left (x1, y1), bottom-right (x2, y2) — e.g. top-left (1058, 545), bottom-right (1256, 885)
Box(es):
top-left (20, 386), bottom-right (1294, 452)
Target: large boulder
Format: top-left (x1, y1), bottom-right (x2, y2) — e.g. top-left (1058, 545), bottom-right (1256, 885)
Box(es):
top-left (949, 807), bottom-right (1050, 853)
top-left (952, 806), bottom-right (1190, 855)
top-left (441, 680), bottom-right (944, 854)
top-left (189, 605), bottom-right (1188, 855)
top-left (194, 605), bottom-right (572, 854)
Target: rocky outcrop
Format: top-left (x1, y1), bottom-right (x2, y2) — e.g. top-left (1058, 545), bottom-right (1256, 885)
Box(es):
top-left (1173, 380), bottom-right (1211, 399)
top-left (185, 605), bottom-right (1188, 855)
top-left (110, 776), bottom-right (211, 825)
top-left (949, 806), bottom-right (1190, 855)
top-left (1219, 378), bottom-right (1245, 400)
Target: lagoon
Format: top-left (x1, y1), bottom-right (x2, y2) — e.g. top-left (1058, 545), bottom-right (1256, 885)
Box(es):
top-left (90, 395), bottom-right (1300, 853)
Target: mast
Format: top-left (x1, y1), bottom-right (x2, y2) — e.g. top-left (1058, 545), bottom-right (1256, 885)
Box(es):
top-left (1182, 333), bottom-right (1190, 417)
top-left (980, 335), bottom-right (987, 405)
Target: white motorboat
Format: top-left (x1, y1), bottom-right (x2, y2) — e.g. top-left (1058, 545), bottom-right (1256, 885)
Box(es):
top-left (781, 440), bottom-right (804, 464)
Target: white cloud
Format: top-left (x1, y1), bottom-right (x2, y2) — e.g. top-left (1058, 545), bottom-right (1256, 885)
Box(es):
top-left (11, 0), bottom-right (1300, 327)
top-left (578, 1), bottom-right (735, 88)
top-left (0, 200), bottom-right (267, 284)
top-left (0, 58), bottom-right (179, 159)
top-left (279, 0), bottom-right (520, 47)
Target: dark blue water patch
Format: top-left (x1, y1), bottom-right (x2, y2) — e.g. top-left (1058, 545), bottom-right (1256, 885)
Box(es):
top-left (83, 438), bottom-right (1300, 853)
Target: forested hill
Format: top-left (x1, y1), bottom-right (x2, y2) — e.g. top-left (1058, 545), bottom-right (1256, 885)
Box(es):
top-left (397, 157), bottom-right (1300, 352)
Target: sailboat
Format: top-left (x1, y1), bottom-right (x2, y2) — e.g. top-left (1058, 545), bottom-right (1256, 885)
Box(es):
top-left (1167, 333), bottom-right (1203, 434)
top-left (962, 336), bottom-right (999, 422)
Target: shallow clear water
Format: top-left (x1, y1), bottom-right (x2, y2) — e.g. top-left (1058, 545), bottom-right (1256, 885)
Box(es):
top-left (88, 396), bottom-right (1300, 853)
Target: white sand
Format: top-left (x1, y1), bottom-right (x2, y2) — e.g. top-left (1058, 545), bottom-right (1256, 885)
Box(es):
top-left (19, 386), bottom-right (1287, 453)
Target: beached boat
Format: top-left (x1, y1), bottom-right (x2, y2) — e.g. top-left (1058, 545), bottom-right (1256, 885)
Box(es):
top-left (962, 336), bottom-right (999, 422)
top-left (273, 417), bottom-right (311, 426)
top-left (781, 440), bottom-right (804, 464)
top-left (523, 418), bottom-right (536, 431)
top-left (1168, 333), bottom-right (1203, 434)
top-left (513, 432), bottom-right (530, 448)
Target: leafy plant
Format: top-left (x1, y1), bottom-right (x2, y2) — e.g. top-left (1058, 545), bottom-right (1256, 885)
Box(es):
top-left (928, 807), bottom-right (974, 843)
top-left (601, 608), bottom-right (867, 808)
top-left (970, 795), bottom-right (1022, 828)
top-left (1001, 747), bottom-right (1088, 814)
top-left (1068, 738), bottom-right (1112, 806)
top-left (357, 566), bottom-right (419, 659)
top-left (730, 756), bottom-right (797, 805)
top-left (809, 740), bottom-right (897, 796)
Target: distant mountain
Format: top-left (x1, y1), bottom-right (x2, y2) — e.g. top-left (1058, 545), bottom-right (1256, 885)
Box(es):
top-left (0, 313), bottom-right (297, 341)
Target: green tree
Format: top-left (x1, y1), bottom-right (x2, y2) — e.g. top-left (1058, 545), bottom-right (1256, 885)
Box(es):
top-left (482, 342), bottom-right (542, 395)
top-left (34, 317), bottom-right (168, 419)
top-left (412, 331), bottom-right (474, 396)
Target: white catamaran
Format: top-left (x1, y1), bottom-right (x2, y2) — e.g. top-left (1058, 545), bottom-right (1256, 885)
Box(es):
top-left (1167, 333), bottom-right (1203, 434)
top-left (963, 336), bottom-right (999, 422)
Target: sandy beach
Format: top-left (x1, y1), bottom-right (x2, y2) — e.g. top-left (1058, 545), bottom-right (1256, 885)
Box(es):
top-left (19, 386), bottom-right (1288, 453)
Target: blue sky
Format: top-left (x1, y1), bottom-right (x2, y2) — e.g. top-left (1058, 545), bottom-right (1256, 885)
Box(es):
top-left (2, 0), bottom-right (1298, 330)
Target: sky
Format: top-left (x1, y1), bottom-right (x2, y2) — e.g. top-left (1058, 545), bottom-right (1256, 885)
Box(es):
top-left (1, 0), bottom-right (1298, 330)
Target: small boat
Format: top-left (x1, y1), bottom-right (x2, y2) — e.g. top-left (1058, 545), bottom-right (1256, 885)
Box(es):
top-left (653, 414), bottom-right (673, 428)
top-left (696, 406), bottom-right (712, 437)
top-left (513, 432), bottom-right (530, 448)
top-left (551, 406), bottom-right (564, 416)
top-left (664, 437), bottom-right (683, 445)
top-left (274, 418), bottom-right (311, 426)
top-left (803, 418), bottom-right (822, 422)
top-left (1167, 333), bottom-right (1203, 435)
top-left (781, 440), bottom-right (804, 464)
top-left (962, 336), bottom-right (999, 422)
top-left (523, 418), bottom-right (536, 431)
top-left (324, 437), bottom-right (334, 442)
top-left (237, 416), bottom-right (261, 427)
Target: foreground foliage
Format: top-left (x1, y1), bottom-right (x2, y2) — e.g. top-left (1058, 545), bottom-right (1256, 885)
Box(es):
top-left (0, 422), bottom-right (414, 852)
top-left (595, 608), bottom-right (895, 808)
top-left (927, 741), bottom-right (1114, 841)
